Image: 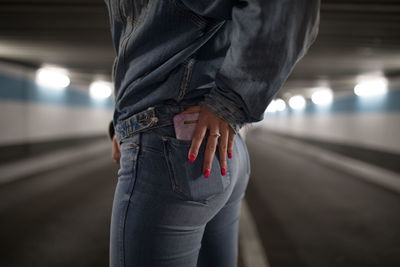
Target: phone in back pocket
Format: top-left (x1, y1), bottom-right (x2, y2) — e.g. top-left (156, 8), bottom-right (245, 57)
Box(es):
top-left (173, 112), bottom-right (199, 141)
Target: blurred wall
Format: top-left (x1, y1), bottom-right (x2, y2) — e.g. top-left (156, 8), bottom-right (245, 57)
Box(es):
top-left (261, 90), bottom-right (400, 154)
top-left (0, 62), bottom-right (113, 146)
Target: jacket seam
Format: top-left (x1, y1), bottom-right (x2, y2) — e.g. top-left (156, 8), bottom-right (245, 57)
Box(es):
top-left (172, 0), bottom-right (208, 29)
top-left (177, 54), bottom-right (196, 101)
top-left (119, 1), bottom-right (153, 76)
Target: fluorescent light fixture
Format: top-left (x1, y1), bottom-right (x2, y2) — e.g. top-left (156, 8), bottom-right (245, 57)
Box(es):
top-left (266, 100), bottom-right (276, 113)
top-left (311, 88), bottom-right (333, 105)
top-left (275, 98), bottom-right (286, 111)
top-left (89, 81), bottom-right (112, 99)
top-left (36, 67), bottom-right (70, 89)
top-left (289, 95), bottom-right (306, 110)
top-left (354, 77), bottom-right (388, 97)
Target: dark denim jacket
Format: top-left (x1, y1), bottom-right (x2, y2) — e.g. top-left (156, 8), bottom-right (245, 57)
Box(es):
top-left (104, 0), bottom-right (320, 133)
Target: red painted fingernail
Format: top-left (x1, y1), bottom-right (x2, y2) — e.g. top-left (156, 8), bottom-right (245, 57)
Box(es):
top-left (221, 167), bottom-right (226, 176)
top-left (228, 152), bottom-right (232, 159)
top-left (203, 169), bottom-right (210, 178)
top-left (189, 154), bottom-right (196, 163)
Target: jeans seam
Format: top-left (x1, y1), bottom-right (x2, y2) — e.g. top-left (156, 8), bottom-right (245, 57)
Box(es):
top-left (141, 145), bottom-right (163, 155)
top-left (119, 120), bottom-right (159, 143)
top-left (120, 137), bottom-right (140, 267)
top-left (161, 136), bottom-right (230, 205)
top-left (162, 137), bottom-right (193, 202)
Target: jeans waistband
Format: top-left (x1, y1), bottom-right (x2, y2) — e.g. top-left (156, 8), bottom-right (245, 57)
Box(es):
top-left (115, 104), bottom-right (193, 142)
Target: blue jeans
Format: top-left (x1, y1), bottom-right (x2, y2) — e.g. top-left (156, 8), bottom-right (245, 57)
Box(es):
top-left (110, 103), bottom-right (251, 267)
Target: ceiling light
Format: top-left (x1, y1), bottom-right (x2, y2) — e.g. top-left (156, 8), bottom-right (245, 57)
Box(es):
top-left (354, 77), bottom-right (388, 97)
top-left (275, 98), bottom-right (286, 111)
top-left (311, 88), bottom-right (333, 105)
top-left (36, 67), bottom-right (70, 89)
top-left (266, 100), bottom-right (276, 113)
top-left (89, 81), bottom-right (112, 99)
top-left (289, 95), bottom-right (306, 110)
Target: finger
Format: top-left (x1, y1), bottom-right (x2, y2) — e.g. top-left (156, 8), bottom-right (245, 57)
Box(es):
top-left (188, 121), bottom-right (207, 163)
top-left (203, 128), bottom-right (219, 178)
top-left (218, 126), bottom-right (229, 176)
top-left (227, 131), bottom-right (235, 159)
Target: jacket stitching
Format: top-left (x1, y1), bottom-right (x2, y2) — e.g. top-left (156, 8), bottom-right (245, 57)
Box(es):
top-left (172, 0), bottom-right (208, 29)
top-left (177, 55), bottom-right (196, 101)
top-left (120, 1), bottom-right (153, 75)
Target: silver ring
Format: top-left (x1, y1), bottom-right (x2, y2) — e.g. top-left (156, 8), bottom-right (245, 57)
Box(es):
top-left (209, 133), bottom-right (221, 137)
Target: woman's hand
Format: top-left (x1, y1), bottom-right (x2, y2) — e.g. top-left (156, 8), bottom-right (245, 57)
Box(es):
top-left (179, 105), bottom-right (236, 178)
top-left (112, 135), bottom-right (121, 164)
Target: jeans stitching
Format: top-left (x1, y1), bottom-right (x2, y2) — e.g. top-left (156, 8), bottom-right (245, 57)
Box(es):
top-left (161, 136), bottom-right (231, 205)
top-left (119, 137), bottom-right (140, 267)
top-left (162, 137), bottom-right (191, 201)
top-left (141, 145), bottom-right (163, 155)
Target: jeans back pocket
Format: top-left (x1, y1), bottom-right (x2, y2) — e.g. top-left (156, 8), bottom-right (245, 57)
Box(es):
top-left (162, 135), bottom-right (231, 203)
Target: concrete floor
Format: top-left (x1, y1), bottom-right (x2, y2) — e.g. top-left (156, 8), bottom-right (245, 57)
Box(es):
top-left (0, 155), bottom-right (118, 267)
top-left (1, 128), bottom-right (399, 267)
top-left (245, 128), bottom-right (400, 267)
top-left (0, 147), bottom-right (246, 267)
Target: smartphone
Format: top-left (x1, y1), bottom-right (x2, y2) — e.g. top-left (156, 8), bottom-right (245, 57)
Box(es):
top-left (173, 112), bottom-right (199, 140)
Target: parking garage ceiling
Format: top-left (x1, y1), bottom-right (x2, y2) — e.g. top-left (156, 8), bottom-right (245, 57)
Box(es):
top-left (0, 0), bottom-right (399, 94)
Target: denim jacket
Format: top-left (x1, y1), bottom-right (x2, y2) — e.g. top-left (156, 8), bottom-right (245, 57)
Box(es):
top-left (104, 0), bottom-right (320, 134)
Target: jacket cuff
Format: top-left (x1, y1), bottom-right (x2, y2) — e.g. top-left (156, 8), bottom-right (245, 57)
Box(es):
top-left (199, 88), bottom-right (247, 134)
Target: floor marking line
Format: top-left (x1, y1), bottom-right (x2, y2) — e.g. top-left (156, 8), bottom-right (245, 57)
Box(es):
top-left (239, 199), bottom-right (270, 267)
top-left (0, 140), bottom-right (110, 185)
top-left (259, 131), bottom-right (400, 195)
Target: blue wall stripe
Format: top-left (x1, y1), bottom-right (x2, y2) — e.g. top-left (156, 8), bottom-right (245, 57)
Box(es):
top-left (1, 71), bottom-right (399, 114)
top-left (0, 72), bottom-right (114, 109)
top-left (267, 89), bottom-right (400, 117)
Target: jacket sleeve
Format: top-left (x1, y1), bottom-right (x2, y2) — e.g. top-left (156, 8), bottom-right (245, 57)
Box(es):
top-left (197, 0), bottom-right (320, 134)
